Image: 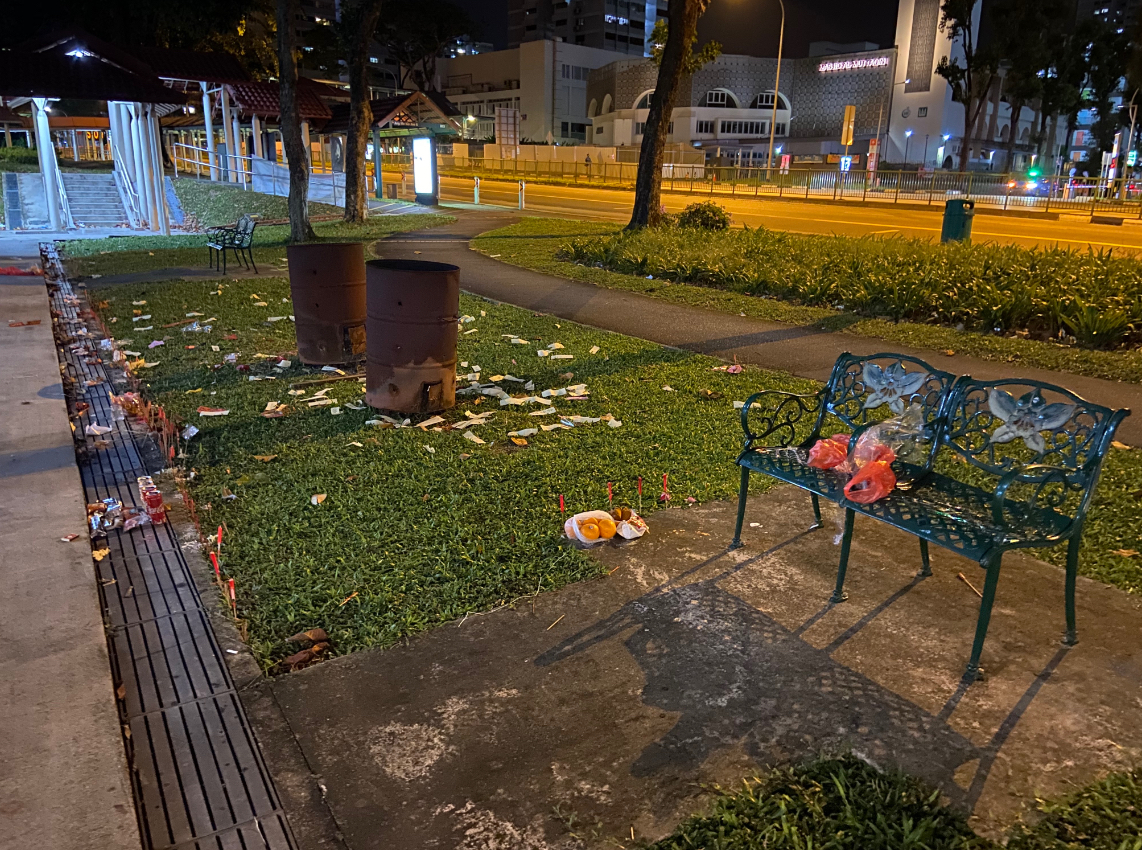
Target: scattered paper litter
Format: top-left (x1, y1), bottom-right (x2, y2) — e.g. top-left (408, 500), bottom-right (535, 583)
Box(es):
top-left (308, 398), bottom-right (335, 407)
top-left (123, 350), bottom-right (141, 357)
top-left (511, 338), bottom-right (529, 345)
top-left (607, 419), bottom-right (623, 428)
top-left (276, 359), bottom-right (292, 369)
top-left (733, 400), bottom-right (746, 409)
top-left (463, 328), bottom-right (478, 335)
top-left (211, 345), bottom-right (220, 352)
top-left (253, 301), bottom-right (268, 307)
top-left (423, 445), bottom-right (436, 453)
top-left (322, 366), bottom-right (346, 375)
top-left (508, 428), bottom-right (538, 437)
top-left (267, 316), bottom-right (287, 322)
top-left (85, 423), bottom-right (112, 436)
top-left (131, 315), bottom-right (151, 322)
top-left (132, 300), bottom-right (146, 306)
top-left (537, 350), bottom-right (549, 357)
top-left (181, 424), bottom-right (200, 440)
top-left (186, 312), bottom-right (203, 317)
top-left (310, 494), bottom-right (327, 506)
top-left (530, 407), bottom-right (557, 416)
top-left (346, 441), bottom-right (363, 447)
top-left (264, 401), bottom-right (280, 412)
top-left (589, 346), bottom-right (600, 354)
top-left (460, 361), bottom-right (468, 368)
top-left (662, 385), bottom-right (675, 392)
top-left (546, 342), bottom-right (564, 350)
top-left (550, 354), bottom-right (574, 360)
top-left (417, 415), bottom-right (446, 430)
top-left (462, 431), bottom-right (486, 445)
top-left (288, 389), bottom-right (305, 396)
top-left (541, 388), bottom-right (567, 398)
top-left (344, 401), bottom-right (365, 411)
top-left (460, 315), bottom-right (476, 323)
top-left (134, 326), bottom-right (153, 331)
top-left (148, 340), bottom-right (164, 349)
top-left (198, 407), bottom-right (230, 416)
top-left (329, 407), bottom-right (342, 416)
top-left (541, 422), bottom-right (572, 431)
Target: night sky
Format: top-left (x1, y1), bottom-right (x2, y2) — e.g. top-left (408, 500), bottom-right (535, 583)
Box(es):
top-left (459, 0), bottom-right (901, 58)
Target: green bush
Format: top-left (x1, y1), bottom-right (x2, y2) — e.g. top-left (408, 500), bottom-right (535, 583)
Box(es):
top-left (652, 757), bottom-right (1142, 850)
top-left (676, 201), bottom-right (732, 230)
top-left (557, 226), bottom-right (1142, 348)
top-left (0, 145), bottom-right (42, 167)
top-left (651, 756), bottom-right (991, 849)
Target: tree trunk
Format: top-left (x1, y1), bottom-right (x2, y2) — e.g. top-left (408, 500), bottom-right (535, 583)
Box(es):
top-left (628, 0), bottom-right (704, 230)
top-left (1003, 98), bottom-right (1024, 172)
top-left (277, 0), bottom-right (316, 242)
top-left (343, 0), bottom-right (385, 223)
top-left (959, 95), bottom-right (975, 173)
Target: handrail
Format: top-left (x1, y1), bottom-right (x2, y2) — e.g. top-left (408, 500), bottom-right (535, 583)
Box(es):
top-left (110, 135), bottom-right (142, 228)
top-left (54, 167), bottom-right (75, 230)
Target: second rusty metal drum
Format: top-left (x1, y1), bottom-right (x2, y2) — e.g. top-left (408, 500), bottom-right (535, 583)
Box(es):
top-left (365, 259), bottom-right (459, 413)
top-left (287, 242), bottom-right (367, 365)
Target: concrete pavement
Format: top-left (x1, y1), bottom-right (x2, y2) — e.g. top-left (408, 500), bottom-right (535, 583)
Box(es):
top-left (378, 209), bottom-right (1142, 446)
top-left (438, 175), bottom-right (1142, 253)
top-left (0, 275), bottom-right (139, 848)
top-left (266, 492), bottom-right (1142, 846)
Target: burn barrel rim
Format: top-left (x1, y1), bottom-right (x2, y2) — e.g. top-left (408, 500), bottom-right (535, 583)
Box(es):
top-left (366, 258), bottom-right (460, 274)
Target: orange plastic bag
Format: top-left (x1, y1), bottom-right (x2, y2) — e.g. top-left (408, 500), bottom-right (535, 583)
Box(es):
top-left (844, 460), bottom-right (897, 504)
top-left (806, 434), bottom-right (851, 469)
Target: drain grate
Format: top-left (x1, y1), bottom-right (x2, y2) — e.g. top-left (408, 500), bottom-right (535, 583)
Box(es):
top-left (45, 247), bottom-right (297, 850)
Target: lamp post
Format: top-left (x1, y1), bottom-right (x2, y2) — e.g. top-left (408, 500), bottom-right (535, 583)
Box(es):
top-left (764, 0), bottom-right (785, 180)
top-left (903, 129), bottom-right (913, 167)
top-left (875, 76), bottom-right (910, 172)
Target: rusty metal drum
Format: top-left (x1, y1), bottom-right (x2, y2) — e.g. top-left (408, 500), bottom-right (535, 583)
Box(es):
top-left (287, 242), bottom-right (367, 365)
top-left (365, 258), bottom-right (459, 413)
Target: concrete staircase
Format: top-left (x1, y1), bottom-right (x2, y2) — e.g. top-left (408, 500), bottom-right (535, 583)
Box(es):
top-left (60, 172), bottom-right (129, 228)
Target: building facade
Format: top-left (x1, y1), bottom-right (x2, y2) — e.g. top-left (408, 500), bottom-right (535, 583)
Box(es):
top-left (508, 0), bottom-right (666, 55)
top-left (586, 48), bottom-right (896, 162)
top-left (433, 40), bottom-right (623, 142)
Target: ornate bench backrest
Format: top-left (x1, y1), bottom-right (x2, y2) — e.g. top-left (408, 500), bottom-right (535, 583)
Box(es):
top-left (819, 353), bottom-right (958, 467)
top-left (233, 214), bottom-right (257, 247)
top-left (941, 377), bottom-right (1128, 520)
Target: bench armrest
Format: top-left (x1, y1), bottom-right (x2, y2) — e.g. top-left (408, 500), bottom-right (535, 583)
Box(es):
top-left (991, 463), bottom-right (1083, 527)
top-left (740, 389), bottom-right (824, 449)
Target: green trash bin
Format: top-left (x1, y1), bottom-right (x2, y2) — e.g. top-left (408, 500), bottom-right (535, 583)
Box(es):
top-left (941, 198), bottom-right (975, 243)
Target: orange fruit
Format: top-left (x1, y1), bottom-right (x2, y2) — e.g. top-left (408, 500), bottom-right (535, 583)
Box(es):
top-left (597, 516), bottom-right (617, 539)
top-left (579, 520), bottom-right (601, 541)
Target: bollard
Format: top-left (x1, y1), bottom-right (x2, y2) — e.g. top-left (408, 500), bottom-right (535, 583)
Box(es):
top-left (474, 176), bottom-right (480, 205)
top-left (519, 180), bottom-right (525, 210)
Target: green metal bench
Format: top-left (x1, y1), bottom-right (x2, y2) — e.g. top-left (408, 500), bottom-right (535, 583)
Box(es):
top-left (207, 214), bottom-right (258, 275)
top-left (731, 352), bottom-right (1129, 682)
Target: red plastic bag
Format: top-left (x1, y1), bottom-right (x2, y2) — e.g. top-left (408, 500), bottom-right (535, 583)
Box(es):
top-left (806, 434), bottom-right (851, 469)
top-left (844, 460), bottom-right (897, 504)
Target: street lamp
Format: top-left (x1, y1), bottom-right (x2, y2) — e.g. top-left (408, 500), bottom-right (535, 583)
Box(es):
top-left (874, 77), bottom-right (910, 173)
top-left (903, 129), bottom-right (913, 167)
top-left (764, 0), bottom-right (785, 180)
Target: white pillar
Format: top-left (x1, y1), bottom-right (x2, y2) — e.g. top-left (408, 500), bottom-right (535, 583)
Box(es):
top-left (201, 82), bottom-right (218, 180)
top-left (251, 114), bottom-right (263, 159)
top-left (220, 86), bottom-right (235, 182)
top-left (130, 106), bottom-right (152, 225)
top-left (231, 111), bottom-right (244, 184)
top-left (148, 108), bottom-right (171, 236)
top-left (31, 99), bottom-right (63, 230)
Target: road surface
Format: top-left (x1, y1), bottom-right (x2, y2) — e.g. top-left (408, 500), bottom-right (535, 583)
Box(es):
top-left (438, 175), bottom-right (1142, 253)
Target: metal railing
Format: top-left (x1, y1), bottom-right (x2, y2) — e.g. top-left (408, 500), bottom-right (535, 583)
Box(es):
top-left (415, 154), bottom-right (1142, 218)
top-left (110, 136), bottom-right (142, 228)
top-left (171, 141), bottom-right (382, 208)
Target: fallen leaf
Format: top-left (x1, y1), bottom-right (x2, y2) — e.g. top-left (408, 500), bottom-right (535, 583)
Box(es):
top-left (510, 436), bottom-right (528, 446)
top-left (459, 453), bottom-right (471, 460)
top-left (287, 627), bottom-right (330, 644)
top-left (310, 494), bottom-right (327, 506)
top-left (943, 349), bottom-right (956, 356)
top-left (1113, 549), bottom-right (1139, 558)
top-left (1111, 441), bottom-right (1131, 450)
top-left (253, 455), bottom-right (278, 462)
top-left (92, 548), bottom-right (111, 562)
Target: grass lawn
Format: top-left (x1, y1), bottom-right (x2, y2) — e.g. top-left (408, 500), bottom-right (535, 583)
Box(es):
top-left (95, 276), bottom-right (819, 665)
top-left (170, 178), bottom-right (342, 228)
top-left (472, 218), bottom-right (1142, 385)
top-left (650, 756), bottom-right (1142, 849)
top-left (62, 213), bottom-right (451, 278)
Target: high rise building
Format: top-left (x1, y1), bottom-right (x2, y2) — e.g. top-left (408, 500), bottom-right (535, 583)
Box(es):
top-left (1076, 0), bottom-right (1142, 33)
top-left (508, 0), bottom-right (667, 56)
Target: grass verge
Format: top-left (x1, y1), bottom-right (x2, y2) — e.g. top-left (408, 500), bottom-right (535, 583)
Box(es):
top-left (62, 213), bottom-right (452, 278)
top-left (471, 218), bottom-right (1142, 384)
top-left (170, 178), bottom-right (342, 228)
top-left (94, 276), bottom-right (816, 665)
top-left (650, 756), bottom-right (1142, 849)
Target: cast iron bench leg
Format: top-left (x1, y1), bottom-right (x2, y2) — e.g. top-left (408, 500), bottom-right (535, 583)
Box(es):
top-left (830, 508), bottom-right (855, 603)
top-left (1064, 535), bottom-right (1080, 646)
top-left (730, 466), bottom-right (749, 549)
top-left (810, 493), bottom-right (823, 529)
top-left (965, 551), bottom-right (1003, 681)
top-left (919, 539), bottom-right (932, 577)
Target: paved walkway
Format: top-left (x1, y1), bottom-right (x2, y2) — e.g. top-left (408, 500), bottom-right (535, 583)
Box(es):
top-left (377, 208), bottom-right (1142, 445)
top-left (268, 491), bottom-right (1142, 846)
top-left (0, 275), bottom-right (139, 848)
